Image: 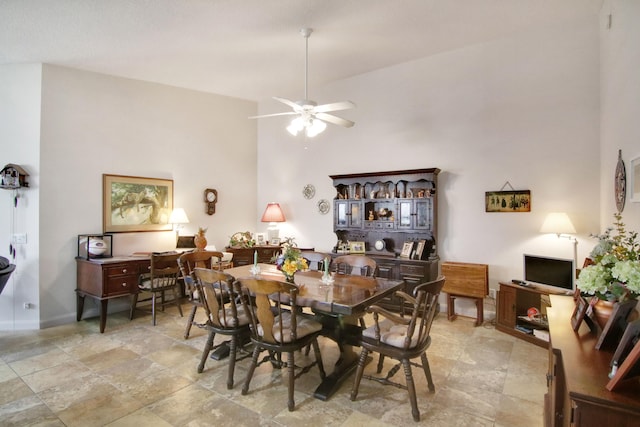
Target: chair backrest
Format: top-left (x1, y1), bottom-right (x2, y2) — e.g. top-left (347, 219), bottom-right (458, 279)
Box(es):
top-left (148, 252), bottom-right (182, 291)
top-left (194, 268), bottom-right (240, 329)
top-left (178, 250), bottom-right (225, 286)
top-left (333, 255), bottom-right (377, 277)
top-left (300, 251), bottom-right (330, 271)
top-left (403, 276), bottom-right (446, 350)
top-left (238, 277), bottom-right (299, 344)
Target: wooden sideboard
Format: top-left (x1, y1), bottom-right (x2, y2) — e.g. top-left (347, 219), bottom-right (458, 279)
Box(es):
top-left (224, 245), bottom-right (281, 266)
top-left (76, 257), bottom-right (150, 333)
top-left (545, 294), bottom-right (640, 426)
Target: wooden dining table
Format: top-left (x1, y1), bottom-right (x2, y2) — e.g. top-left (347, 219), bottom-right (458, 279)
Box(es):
top-left (224, 263), bottom-right (405, 400)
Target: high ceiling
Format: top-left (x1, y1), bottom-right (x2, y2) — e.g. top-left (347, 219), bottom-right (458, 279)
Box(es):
top-left (1, 0), bottom-right (603, 102)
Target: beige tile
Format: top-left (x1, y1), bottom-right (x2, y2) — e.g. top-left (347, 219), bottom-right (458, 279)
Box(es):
top-left (9, 347), bottom-right (73, 376)
top-left (55, 390), bottom-right (144, 427)
top-left (0, 362), bottom-right (18, 382)
top-left (0, 395), bottom-right (64, 427)
top-left (20, 361), bottom-right (93, 393)
top-left (104, 407), bottom-right (174, 427)
top-left (0, 377), bottom-right (35, 406)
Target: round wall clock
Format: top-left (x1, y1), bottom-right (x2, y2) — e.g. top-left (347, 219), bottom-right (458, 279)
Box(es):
top-left (615, 150), bottom-right (626, 212)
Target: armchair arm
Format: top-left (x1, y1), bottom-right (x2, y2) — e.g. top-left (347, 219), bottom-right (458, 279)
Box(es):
top-left (367, 304), bottom-right (410, 325)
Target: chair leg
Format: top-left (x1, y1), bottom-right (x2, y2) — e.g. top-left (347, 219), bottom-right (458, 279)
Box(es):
top-left (151, 292), bottom-right (157, 326)
top-left (350, 348), bottom-right (369, 401)
top-left (242, 345), bottom-right (261, 396)
top-left (311, 339), bottom-right (326, 379)
top-left (421, 352), bottom-right (435, 392)
top-left (227, 336), bottom-right (237, 389)
top-left (197, 329), bottom-right (216, 373)
top-left (376, 354), bottom-right (385, 373)
top-left (129, 293), bottom-right (138, 320)
top-left (287, 351), bottom-right (295, 411)
top-left (402, 359), bottom-right (420, 422)
top-left (184, 304), bottom-right (198, 339)
top-left (174, 288), bottom-right (183, 317)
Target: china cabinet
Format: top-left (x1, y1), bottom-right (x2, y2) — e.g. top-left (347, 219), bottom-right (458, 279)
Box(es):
top-left (329, 168), bottom-right (440, 312)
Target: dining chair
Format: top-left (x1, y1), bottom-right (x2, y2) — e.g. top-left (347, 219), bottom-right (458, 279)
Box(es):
top-left (194, 268), bottom-right (250, 388)
top-left (333, 254), bottom-right (377, 277)
top-left (130, 252), bottom-right (184, 326)
top-left (300, 251), bottom-right (330, 271)
top-left (238, 277), bottom-right (326, 412)
top-left (178, 250), bottom-right (225, 339)
top-left (350, 276), bottom-right (446, 422)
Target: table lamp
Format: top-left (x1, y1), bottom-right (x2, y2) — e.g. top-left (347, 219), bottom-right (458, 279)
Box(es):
top-left (169, 208), bottom-right (190, 241)
top-left (540, 212), bottom-right (578, 277)
top-left (261, 202), bottom-right (286, 243)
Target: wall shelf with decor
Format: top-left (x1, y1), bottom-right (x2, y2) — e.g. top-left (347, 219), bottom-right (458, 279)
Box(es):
top-left (329, 168), bottom-right (440, 312)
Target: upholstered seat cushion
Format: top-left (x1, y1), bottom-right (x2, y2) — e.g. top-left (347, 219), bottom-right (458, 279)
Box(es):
top-left (257, 312), bottom-right (322, 343)
top-left (362, 319), bottom-right (419, 349)
top-left (211, 305), bottom-right (250, 328)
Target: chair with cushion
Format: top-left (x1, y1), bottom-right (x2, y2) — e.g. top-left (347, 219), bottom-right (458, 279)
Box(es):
top-left (350, 276), bottom-right (445, 422)
top-left (178, 250), bottom-right (225, 339)
top-left (194, 268), bottom-right (250, 388)
top-left (130, 252), bottom-right (184, 325)
top-left (333, 254), bottom-right (377, 277)
top-left (238, 277), bottom-right (326, 411)
top-left (300, 251), bottom-right (330, 272)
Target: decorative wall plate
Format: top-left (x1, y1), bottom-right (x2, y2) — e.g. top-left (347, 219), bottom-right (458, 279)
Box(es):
top-left (615, 150), bottom-right (626, 212)
top-left (317, 199), bottom-right (330, 214)
top-left (303, 184), bottom-right (316, 199)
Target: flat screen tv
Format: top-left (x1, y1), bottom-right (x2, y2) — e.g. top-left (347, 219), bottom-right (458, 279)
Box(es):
top-left (523, 254), bottom-right (574, 291)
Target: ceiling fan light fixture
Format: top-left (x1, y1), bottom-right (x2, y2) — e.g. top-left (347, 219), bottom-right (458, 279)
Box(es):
top-left (287, 116), bottom-right (305, 136)
top-left (306, 118), bottom-right (326, 137)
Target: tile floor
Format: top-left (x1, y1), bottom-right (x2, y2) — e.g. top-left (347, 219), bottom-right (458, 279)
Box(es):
top-left (0, 302), bottom-right (547, 426)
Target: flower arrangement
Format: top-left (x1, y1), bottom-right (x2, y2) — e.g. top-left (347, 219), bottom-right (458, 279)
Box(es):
top-left (576, 213), bottom-right (640, 302)
top-left (228, 231), bottom-right (255, 248)
top-left (275, 237), bottom-right (308, 282)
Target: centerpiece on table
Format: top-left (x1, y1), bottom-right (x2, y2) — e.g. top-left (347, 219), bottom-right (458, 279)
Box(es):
top-left (576, 213), bottom-right (640, 327)
top-left (275, 237), bottom-right (308, 283)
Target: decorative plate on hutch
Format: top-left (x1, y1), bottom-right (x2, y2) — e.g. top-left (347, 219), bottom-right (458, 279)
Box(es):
top-left (303, 184), bottom-right (316, 199)
top-left (317, 199), bottom-right (330, 214)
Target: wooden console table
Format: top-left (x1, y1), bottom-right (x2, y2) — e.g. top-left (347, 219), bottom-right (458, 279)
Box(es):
top-left (76, 256), bottom-right (150, 333)
top-left (545, 295), bottom-right (640, 426)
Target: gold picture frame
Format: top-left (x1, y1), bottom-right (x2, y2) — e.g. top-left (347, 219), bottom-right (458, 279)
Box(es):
top-left (349, 241), bottom-right (366, 254)
top-left (103, 174), bottom-right (173, 233)
top-left (400, 241), bottom-right (415, 258)
top-left (485, 190), bottom-right (531, 212)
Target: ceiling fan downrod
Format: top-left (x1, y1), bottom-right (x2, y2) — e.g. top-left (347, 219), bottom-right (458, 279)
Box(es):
top-left (300, 27), bottom-right (312, 102)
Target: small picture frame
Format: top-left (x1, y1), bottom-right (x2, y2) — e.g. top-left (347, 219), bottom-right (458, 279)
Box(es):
top-left (571, 296), bottom-right (589, 331)
top-left (270, 238), bottom-right (281, 246)
top-left (413, 239), bottom-right (427, 260)
top-left (349, 241), bottom-right (366, 254)
top-left (611, 319), bottom-right (640, 369)
top-left (400, 241), bottom-right (415, 258)
top-left (595, 299), bottom-right (638, 350)
top-left (255, 233), bottom-right (266, 246)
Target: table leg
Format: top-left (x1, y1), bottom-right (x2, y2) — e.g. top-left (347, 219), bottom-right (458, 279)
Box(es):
top-left (76, 293), bottom-right (85, 321)
top-left (99, 299), bottom-right (108, 333)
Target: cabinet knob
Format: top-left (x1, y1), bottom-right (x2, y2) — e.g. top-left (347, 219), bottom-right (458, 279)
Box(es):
top-left (121, 282), bottom-right (127, 287)
top-left (122, 268), bottom-right (127, 274)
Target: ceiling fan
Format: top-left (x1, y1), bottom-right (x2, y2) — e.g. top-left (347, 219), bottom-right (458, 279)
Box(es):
top-left (249, 28), bottom-right (355, 137)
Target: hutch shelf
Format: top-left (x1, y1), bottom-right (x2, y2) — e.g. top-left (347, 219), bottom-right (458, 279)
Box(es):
top-left (329, 168), bottom-right (440, 312)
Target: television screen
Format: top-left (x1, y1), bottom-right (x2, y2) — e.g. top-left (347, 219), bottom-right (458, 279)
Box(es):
top-left (523, 254), bottom-right (574, 291)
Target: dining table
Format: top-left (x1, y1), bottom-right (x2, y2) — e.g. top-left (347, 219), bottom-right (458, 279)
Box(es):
top-left (224, 263), bottom-right (405, 400)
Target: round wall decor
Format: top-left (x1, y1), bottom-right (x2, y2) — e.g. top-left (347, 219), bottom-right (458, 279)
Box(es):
top-left (303, 184), bottom-right (316, 199)
top-left (317, 199), bottom-right (330, 214)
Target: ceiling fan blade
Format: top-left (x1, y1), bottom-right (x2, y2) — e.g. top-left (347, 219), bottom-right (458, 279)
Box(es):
top-left (273, 97), bottom-right (303, 111)
top-left (249, 111), bottom-right (297, 119)
top-left (316, 112), bottom-right (355, 128)
top-left (314, 101), bottom-right (356, 113)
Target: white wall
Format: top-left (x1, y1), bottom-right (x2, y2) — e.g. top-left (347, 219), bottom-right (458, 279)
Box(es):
top-left (0, 64), bottom-right (42, 330)
top-left (0, 64), bottom-right (258, 329)
top-left (256, 17), bottom-right (601, 305)
top-left (600, 0), bottom-right (640, 233)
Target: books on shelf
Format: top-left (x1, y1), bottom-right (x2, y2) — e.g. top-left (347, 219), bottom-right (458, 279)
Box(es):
top-left (533, 329), bottom-right (550, 342)
top-left (515, 325), bottom-right (533, 334)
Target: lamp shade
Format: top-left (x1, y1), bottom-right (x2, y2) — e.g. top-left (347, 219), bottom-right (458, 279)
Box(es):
top-left (169, 208), bottom-right (190, 225)
top-left (261, 203), bottom-right (286, 223)
top-left (540, 212), bottom-right (576, 235)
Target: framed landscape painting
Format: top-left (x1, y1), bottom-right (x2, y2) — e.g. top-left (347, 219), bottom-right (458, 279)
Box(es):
top-left (103, 174), bottom-right (173, 233)
top-left (485, 190), bottom-right (531, 212)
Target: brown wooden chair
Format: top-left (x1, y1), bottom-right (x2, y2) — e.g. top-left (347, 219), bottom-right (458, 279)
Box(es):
top-left (300, 251), bottom-right (331, 271)
top-left (178, 250), bottom-right (225, 339)
top-left (333, 254), bottom-right (377, 277)
top-left (194, 268), bottom-right (250, 388)
top-left (130, 252), bottom-right (184, 326)
top-left (350, 276), bottom-right (445, 422)
top-left (238, 277), bottom-right (326, 411)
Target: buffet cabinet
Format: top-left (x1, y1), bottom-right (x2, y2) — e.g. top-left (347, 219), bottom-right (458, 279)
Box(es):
top-left (224, 245), bottom-right (282, 266)
top-left (545, 295), bottom-right (640, 427)
top-left (330, 168), bottom-right (440, 312)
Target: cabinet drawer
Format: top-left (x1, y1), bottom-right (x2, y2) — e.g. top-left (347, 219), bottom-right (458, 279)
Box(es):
top-left (104, 264), bottom-right (139, 277)
top-left (399, 264), bottom-right (425, 277)
top-left (105, 274), bottom-right (138, 296)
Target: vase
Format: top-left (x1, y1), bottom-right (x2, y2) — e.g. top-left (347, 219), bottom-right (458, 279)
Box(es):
top-left (194, 231), bottom-right (207, 251)
top-left (284, 273), bottom-right (295, 284)
top-left (593, 299), bottom-right (615, 329)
